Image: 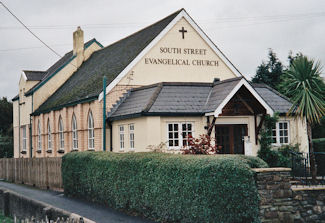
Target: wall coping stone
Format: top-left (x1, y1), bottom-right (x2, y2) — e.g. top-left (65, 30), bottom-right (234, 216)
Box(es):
top-left (253, 168), bottom-right (291, 173)
top-left (292, 186), bottom-right (325, 191)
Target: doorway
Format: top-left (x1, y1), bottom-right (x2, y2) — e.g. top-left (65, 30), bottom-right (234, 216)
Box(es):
top-left (215, 124), bottom-right (247, 154)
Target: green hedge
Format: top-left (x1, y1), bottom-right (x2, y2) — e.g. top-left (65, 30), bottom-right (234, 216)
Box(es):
top-left (62, 152), bottom-right (266, 223)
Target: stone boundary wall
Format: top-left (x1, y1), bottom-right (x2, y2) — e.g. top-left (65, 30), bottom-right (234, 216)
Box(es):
top-left (0, 187), bottom-right (94, 223)
top-left (254, 168), bottom-right (325, 223)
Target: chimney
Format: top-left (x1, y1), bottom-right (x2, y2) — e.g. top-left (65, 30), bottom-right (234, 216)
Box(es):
top-left (73, 26), bottom-right (84, 68)
top-left (213, 78), bottom-right (220, 85)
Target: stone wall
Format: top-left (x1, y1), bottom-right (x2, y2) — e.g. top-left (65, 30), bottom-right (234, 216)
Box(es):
top-left (0, 188), bottom-right (94, 223)
top-left (254, 168), bottom-right (325, 223)
top-left (293, 188), bottom-right (325, 222)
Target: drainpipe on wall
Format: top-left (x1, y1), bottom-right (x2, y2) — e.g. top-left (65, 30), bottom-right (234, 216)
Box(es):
top-left (109, 123), bottom-right (113, 152)
top-left (18, 97), bottom-right (21, 157)
top-left (102, 76), bottom-right (107, 151)
top-left (29, 93), bottom-right (33, 158)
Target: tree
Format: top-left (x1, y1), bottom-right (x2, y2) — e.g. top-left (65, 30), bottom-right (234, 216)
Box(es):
top-left (281, 55), bottom-right (325, 181)
top-left (0, 97), bottom-right (13, 136)
top-left (0, 97), bottom-right (13, 158)
top-left (252, 49), bottom-right (283, 90)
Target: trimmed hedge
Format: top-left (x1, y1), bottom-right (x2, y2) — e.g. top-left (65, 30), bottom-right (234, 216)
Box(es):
top-left (62, 152), bottom-right (266, 223)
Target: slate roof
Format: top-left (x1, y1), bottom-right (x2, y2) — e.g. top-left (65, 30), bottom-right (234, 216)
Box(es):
top-left (252, 83), bottom-right (293, 114)
top-left (108, 79), bottom-right (293, 121)
top-left (25, 38), bottom-right (101, 96)
top-left (23, 70), bottom-right (47, 81)
top-left (203, 78), bottom-right (241, 112)
top-left (33, 9), bottom-right (182, 115)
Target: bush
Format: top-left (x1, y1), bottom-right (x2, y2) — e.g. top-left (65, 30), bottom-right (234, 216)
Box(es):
top-left (62, 152), bottom-right (265, 223)
top-left (258, 144), bottom-right (300, 168)
top-left (313, 138), bottom-right (325, 175)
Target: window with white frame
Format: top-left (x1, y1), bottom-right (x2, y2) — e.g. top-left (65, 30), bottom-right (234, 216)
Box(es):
top-left (58, 117), bottom-right (64, 150)
top-left (47, 120), bottom-right (52, 151)
top-left (72, 114), bottom-right (78, 150)
top-left (129, 124), bottom-right (135, 149)
top-left (88, 111), bottom-right (94, 149)
top-left (272, 121), bottom-right (289, 145)
top-left (37, 121), bottom-right (42, 151)
top-left (167, 122), bottom-right (193, 148)
top-left (119, 125), bottom-right (125, 150)
top-left (22, 126), bottom-right (27, 151)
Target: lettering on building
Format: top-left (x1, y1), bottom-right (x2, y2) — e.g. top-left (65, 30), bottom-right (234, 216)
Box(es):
top-left (144, 47), bottom-right (219, 67)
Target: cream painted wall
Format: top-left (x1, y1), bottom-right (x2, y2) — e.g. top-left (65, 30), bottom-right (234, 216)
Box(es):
top-left (111, 116), bottom-right (206, 153)
top-left (272, 116), bottom-right (309, 154)
top-left (111, 114), bottom-right (308, 156)
top-left (119, 18), bottom-right (237, 87)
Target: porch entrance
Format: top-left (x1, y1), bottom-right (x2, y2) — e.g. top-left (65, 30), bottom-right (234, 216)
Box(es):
top-left (215, 124), bottom-right (247, 154)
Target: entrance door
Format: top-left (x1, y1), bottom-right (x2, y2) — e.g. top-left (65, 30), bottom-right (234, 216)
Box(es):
top-left (215, 124), bottom-right (247, 154)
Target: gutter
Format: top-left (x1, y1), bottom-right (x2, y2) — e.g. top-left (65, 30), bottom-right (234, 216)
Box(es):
top-left (31, 96), bottom-right (98, 116)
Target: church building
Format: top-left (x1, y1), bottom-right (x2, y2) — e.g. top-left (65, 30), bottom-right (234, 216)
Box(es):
top-left (12, 9), bottom-right (309, 158)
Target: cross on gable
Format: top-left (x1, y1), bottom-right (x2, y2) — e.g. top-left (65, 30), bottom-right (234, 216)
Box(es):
top-left (179, 27), bottom-right (187, 39)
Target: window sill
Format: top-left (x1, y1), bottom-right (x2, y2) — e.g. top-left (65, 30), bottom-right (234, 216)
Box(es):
top-left (87, 148), bottom-right (95, 151)
top-left (46, 149), bottom-right (52, 154)
top-left (57, 149), bottom-right (65, 154)
top-left (20, 150), bottom-right (27, 155)
top-left (36, 150), bottom-right (42, 154)
top-left (128, 148), bottom-right (135, 152)
top-left (71, 148), bottom-right (79, 152)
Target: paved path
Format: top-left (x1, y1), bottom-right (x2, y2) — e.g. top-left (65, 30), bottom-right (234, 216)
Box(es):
top-left (0, 181), bottom-right (154, 223)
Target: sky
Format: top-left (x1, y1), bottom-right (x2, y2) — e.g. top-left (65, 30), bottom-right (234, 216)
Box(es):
top-left (1, 0), bottom-right (325, 99)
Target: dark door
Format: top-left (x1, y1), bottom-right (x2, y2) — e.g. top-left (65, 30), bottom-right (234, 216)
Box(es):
top-left (215, 124), bottom-right (247, 154)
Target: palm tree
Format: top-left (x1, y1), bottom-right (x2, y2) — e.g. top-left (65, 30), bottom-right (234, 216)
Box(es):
top-left (282, 55), bottom-right (325, 181)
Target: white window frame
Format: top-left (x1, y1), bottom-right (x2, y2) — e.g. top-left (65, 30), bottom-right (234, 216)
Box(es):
top-left (167, 122), bottom-right (194, 149)
top-left (37, 121), bottom-right (42, 151)
top-left (58, 117), bottom-right (64, 150)
top-left (22, 126), bottom-right (27, 151)
top-left (272, 121), bottom-right (290, 146)
top-left (119, 125), bottom-right (125, 150)
top-left (129, 124), bottom-right (135, 150)
top-left (72, 114), bottom-right (78, 150)
top-left (88, 112), bottom-right (95, 150)
top-left (47, 121), bottom-right (52, 151)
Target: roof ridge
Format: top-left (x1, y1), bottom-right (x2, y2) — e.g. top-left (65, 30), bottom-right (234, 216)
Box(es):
top-left (142, 83), bottom-right (163, 112)
top-left (95, 9), bottom-right (183, 53)
top-left (213, 77), bottom-right (242, 86)
top-left (23, 70), bottom-right (46, 73)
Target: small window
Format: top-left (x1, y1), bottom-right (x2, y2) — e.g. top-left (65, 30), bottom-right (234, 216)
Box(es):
top-left (22, 126), bottom-right (27, 151)
top-left (37, 121), bottom-right (42, 151)
top-left (129, 124), bottom-right (135, 149)
top-left (119, 125), bottom-right (125, 150)
top-left (59, 117), bottom-right (64, 150)
top-left (167, 122), bottom-right (193, 149)
top-left (72, 114), bottom-right (78, 150)
top-left (88, 111), bottom-right (94, 149)
top-left (47, 120), bottom-right (52, 151)
top-left (272, 121), bottom-right (290, 145)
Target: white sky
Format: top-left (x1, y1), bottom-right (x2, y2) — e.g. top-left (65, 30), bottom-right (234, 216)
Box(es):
top-left (1, 0), bottom-right (325, 99)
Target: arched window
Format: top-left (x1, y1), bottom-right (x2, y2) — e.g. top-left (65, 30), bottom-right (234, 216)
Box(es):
top-left (47, 119), bottom-right (52, 151)
top-left (72, 114), bottom-right (78, 150)
top-left (58, 117), bottom-right (64, 150)
top-left (37, 120), bottom-right (42, 151)
top-left (88, 111), bottom-right (94, 149)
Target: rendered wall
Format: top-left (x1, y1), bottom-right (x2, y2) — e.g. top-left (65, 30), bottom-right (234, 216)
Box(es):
top-left (118, 18), bottom-right (238, 87)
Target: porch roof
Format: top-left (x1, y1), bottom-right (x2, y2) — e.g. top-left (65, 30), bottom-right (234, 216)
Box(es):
top-left (108, 78), bottom-right (293, 121)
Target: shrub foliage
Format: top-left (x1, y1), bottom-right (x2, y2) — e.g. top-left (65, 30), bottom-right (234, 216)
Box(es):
top-left (62, 152), bottom-right (266, 223)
